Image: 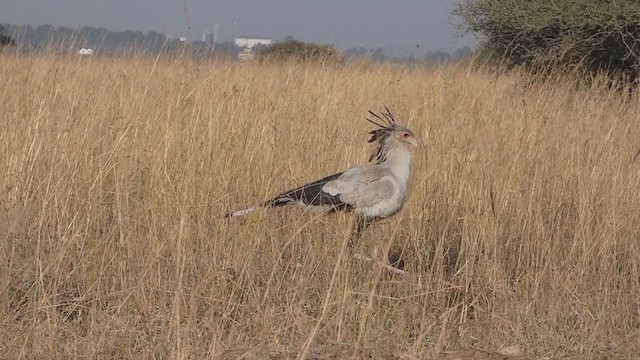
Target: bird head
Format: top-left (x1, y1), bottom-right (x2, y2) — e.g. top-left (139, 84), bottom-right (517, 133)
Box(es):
top-left (366, 107), bottom-right (419, 163)
top-left (391, 125), bottom-right (419, 148)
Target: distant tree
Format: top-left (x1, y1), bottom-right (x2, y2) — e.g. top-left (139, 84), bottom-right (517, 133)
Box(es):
top-left (423, 51), bottom-right (452, 66)
top-left (32, 24), bottom-right (54, 47)
top-left (0, 25), bottom-right (14, 48)
top-left (251, 43), bottom-right (270, 53)
top-left (369, 47), bottom-right (386, 62)
top-left (406, 54), bottom-right (418, 65)
top-left (344, 46), bottom-right (374, 59)
top-left (343, 46), bottom-right (392, 62)
top-left (452, 46), bottom-right (472, 61)
top-left (213, 40), bottom-right (239, 59)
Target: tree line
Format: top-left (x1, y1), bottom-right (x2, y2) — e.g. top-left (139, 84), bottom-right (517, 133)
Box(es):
top-left (343, 46), bottom-right (472, 66)
top-left (0, 23), bottom-right (238, 58)
top-left (0, 23), bottom-right (472, 66)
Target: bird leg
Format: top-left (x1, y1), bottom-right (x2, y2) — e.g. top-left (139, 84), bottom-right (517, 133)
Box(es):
top-left (350, 216), bottom-right (369, 246)
top-left (387, 248), bottom-right (405, 273)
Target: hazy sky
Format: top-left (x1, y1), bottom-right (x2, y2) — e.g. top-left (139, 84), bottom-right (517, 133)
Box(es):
top-left (2, 1), bottom-right (475, 56)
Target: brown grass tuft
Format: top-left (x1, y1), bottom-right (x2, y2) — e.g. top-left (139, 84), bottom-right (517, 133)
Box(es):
top-left (1, 52), bottom-right (639, 358)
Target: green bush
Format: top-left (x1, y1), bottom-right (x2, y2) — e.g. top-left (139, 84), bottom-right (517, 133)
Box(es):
top-left (454, 1), bottom-right (640, 80)
top-left (256, 40), bottom-right (343, 63)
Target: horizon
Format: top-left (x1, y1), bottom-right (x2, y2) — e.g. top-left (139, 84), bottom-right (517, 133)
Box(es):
top-left (1, 1), bottom-right (476, 57)
top-left (1, 21), bottom-right (475, 59)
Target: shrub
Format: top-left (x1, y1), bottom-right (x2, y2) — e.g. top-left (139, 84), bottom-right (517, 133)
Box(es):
top-left (454, 1), bottom-right (640, 81)
top-left (256, 39), bottom-right (343, 63)
top-left (0, 25), bottom-right (15, 48)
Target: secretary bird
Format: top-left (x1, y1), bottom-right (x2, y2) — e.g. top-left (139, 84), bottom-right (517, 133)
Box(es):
top-left (226, 107), bottom-right (418, 245)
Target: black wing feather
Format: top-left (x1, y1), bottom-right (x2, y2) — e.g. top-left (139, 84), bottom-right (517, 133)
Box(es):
top-left (265, 172), bottom-right (350, 211)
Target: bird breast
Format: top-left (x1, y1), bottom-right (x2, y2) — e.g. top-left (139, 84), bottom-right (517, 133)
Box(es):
top-left (355, 181), bottom-right (407, 219)
top-left (359, 148), bottom-right (413, 219)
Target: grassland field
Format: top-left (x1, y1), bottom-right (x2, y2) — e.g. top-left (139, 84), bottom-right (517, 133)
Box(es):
top-left (1, 52), bottom-right (640, 359)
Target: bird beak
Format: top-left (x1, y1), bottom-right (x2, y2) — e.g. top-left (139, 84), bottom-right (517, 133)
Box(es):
top-left (409, 138), bottom-right (419, 147)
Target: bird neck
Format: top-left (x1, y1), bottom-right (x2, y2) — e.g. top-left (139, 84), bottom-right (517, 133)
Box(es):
top-left (378, 144), bottom-right (413, 183)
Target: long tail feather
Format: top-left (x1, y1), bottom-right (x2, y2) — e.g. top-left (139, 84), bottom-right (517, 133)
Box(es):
top-left (225, 207), bottom-right (258, 218)
top-left (226, 172), bottom-right (348, 218)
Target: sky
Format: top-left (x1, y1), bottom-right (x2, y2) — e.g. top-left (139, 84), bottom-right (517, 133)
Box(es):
top-left (1, 0), bottom-right (476, 57)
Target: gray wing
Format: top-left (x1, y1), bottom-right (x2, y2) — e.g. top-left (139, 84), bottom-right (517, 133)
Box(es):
top-left (321, 166), bottom-right (395, 208)
top-left (263, 171), bottom-right (348, 210)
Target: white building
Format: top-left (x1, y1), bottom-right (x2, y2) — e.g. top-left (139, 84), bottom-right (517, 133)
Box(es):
top-left (234, 36), bottom-right (273, 50)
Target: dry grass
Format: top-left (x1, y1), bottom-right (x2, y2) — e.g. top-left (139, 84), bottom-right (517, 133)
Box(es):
top-left (1, 52), bottom-right (639, 359)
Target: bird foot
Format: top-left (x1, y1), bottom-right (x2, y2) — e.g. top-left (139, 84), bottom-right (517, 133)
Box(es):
top-left (353, 253), bottom-right (407, 275)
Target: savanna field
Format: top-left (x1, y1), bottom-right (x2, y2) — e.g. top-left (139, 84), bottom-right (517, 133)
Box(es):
top-left (1, 52), bottom-right (640, 359)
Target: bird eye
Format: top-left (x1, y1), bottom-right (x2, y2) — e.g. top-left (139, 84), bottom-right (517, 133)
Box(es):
top-left (403, 133), bottom-right (410, 137)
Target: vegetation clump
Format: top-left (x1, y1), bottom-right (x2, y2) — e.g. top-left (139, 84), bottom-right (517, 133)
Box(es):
top-left (0, 25), bottom-right (14, 48)
top-left (455, 1), bottom-right (640, 80)
top-left (257, 39), bottom-right (343, 63)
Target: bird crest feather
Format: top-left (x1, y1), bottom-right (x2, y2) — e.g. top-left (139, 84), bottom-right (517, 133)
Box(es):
top-left (366, 106), bottom-right (397, 163)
